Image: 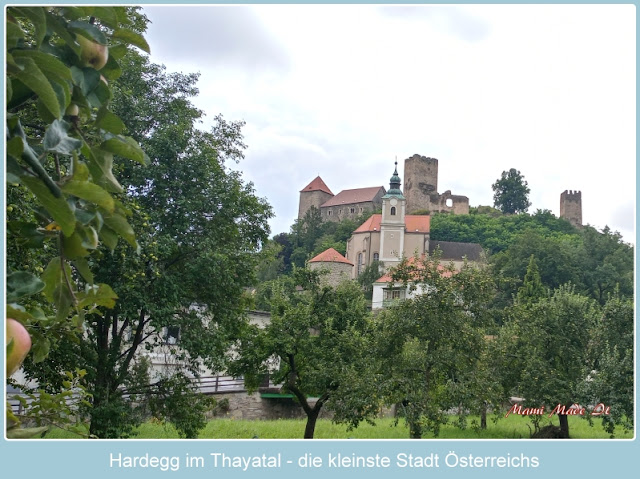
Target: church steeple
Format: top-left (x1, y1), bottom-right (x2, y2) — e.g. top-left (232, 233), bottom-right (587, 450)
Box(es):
top-left (379, 161), bottom-right (407, 268)
top-left (383, 161), bottom-right (404, 198)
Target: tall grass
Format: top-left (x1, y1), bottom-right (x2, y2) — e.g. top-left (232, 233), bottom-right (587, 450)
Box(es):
top-left (44, 414), bottom-right (633, 440)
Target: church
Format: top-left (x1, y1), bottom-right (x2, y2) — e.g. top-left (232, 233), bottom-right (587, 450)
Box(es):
top-left (306, 162), bottom-right (483, 284)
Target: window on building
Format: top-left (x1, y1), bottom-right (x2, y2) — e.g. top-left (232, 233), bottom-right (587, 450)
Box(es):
top-left (360, 207), bottom-right (363, 213)
top-left (164, 326), bottom-right (180, 345)
top-left (383, 289), bottom-right (405, 301)
top-left (373, 252), bottom-right (379, 262)
top-left (328, 210), bottom-right (332, 216)
top-left (390, 206), bottom-right (396, 215)
top-left (350, 207), bottom-right (355, 214)
top-left (357, 252), bottom-right (363, 275)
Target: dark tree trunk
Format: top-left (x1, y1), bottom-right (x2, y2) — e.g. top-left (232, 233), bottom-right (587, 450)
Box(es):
top-left (304, 409), bottom-right (321, 439)
top-left (409, 421), bottom-right (422, 439)
top-left (480, 405), bottom-right (487, 430)
top-left (558, 414), bottom-right (570, 438)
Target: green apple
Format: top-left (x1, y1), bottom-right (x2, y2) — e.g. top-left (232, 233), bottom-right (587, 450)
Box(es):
top-left (6, 318), bottom-right (31, 376)
top-left (76, 34), bottom-right (109, 70)
top-left (65, 103), bottom-right (79, 117)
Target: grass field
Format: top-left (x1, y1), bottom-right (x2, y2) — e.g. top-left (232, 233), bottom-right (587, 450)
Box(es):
top-left (45, 414), bottom-right (633, 440)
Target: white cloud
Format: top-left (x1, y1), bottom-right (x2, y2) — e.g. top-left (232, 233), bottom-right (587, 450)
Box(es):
top-left (143, 4), bottom-right (635, 241)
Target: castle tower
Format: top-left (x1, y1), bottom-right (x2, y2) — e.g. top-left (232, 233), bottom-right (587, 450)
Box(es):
top-left (560, 190), bottom-right (582, 227)
top-left (379, 162), bottom-right (406, 270)
top-left (403, 154), bottom-right (439, 214)
top-left (298, 176), bottom-right (334, 220)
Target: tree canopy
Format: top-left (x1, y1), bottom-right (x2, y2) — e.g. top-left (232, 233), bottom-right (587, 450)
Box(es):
top-left (6, 5), bottom-right (153, 438)
top-left (492, 168), bottom-right (531, 214)
top-left (18, 32), bottom-right (273, 437)
top-left (232, 269), bottom-right (375, 438)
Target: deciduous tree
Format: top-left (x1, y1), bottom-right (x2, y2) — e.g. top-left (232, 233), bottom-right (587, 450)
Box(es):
top-left (232, 269), bottom-right (376, 438)
top-left (6, 5), bottom-right (150, 438)
top-left (492, 168), bottom-right (531, 214)
top-left (376, 255), bottom-right (495, 438)
top-left (22, 46), bottom-right (273, 437)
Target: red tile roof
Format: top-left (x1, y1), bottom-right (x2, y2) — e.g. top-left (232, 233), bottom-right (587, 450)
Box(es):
top-left (353, 214), bottom-right (431, 233)
top-left (375, 257), bottom-right (453, 283)
top-left (308, 248), bottom-right (354, 266)
top-left (300, 176), bottom-right (333, 195)
top-left (321, 186), bottom-right (384, 207)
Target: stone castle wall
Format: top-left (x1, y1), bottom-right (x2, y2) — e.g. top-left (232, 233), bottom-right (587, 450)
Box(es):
top-left (403, 155), bottom-right (469, 215)
top-left (309, 261), bottom-right (353, 287)
top-left (299, 190), bottom-right (334, 219)
top-left (403, 154), bottom-right (438, 213)
top-left (320, 201), bottom-right (377, 222)
top-left (210, 391), bottom-right (327, 421)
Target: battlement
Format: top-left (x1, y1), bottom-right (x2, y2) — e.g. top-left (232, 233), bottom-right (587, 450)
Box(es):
top-left (561, 189), bottom-right (582, 199)
top-left (560, 190), bottom-right (582, 227)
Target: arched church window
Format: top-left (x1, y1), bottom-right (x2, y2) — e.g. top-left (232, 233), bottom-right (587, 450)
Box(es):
top-left (357, 252), bottom-right (363, 275)
top-left (390, 206), bottom-right (396, 216)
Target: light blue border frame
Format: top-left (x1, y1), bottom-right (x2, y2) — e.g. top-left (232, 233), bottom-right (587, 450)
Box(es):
top-left (2, 1), bottom-right (638, 478)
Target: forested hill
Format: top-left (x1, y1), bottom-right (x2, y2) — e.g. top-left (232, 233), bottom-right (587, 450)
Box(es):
top-left (430, 207), bottom-right (579, 255)
top-left (430, 208), bottom-right (633, 305)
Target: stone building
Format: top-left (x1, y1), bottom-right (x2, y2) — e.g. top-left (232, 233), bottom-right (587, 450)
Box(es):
top-left (298, 154), bottom-right (470, 223)
top-left (319, 186), bottom-right (386, 222)
top-left (298, 176), bottom-right (334, 219)
top-left (560, 190), bottom-right (582, 227)
top-left (298, 175), bottom-right (385, 222)
top-left (403, 154), bottom-right (470, 214)
top-left (307, 247), bottom-right (354, 287)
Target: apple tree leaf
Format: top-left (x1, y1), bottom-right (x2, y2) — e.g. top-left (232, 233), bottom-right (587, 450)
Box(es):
top-left (43, 119), bottom-right (82, 156)
top-left (6, 271), bottom-right (45, 303)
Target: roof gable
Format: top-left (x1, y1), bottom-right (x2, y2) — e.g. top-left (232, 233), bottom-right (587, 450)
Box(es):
top-left (353, 214), bottom-right (430, 233)
top-left (308, 247), bottom-right (354, 266)
top-left (300, 176), bottom-right (333, 195)
top-left (321, 186), bottom-right (385, 207)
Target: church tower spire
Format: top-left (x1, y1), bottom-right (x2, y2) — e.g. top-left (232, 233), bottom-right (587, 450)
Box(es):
top-left (387, 161), bottom-right (403, 196)
top-left (379, 162), bottom-right (407, 269)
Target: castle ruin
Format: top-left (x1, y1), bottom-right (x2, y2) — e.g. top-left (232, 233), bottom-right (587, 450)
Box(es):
top-left (403, 154), bottom-right (470, 214)
top-left (560, 190), bottom-right (582, 227)
top-left (298, 154), bottom-right (470, 221)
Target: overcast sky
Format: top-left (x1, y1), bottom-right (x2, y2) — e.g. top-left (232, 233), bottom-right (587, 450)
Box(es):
top-left (142, 4), bottom-right (635, 243)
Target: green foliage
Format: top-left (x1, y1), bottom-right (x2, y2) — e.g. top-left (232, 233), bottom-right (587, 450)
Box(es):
top-left (430, 208), bottom-right (578, 255)
top-left (357, 260), bottom-right (384, 300)
top-left (7, 369), bottom-right (93, 438)
top-left (376, 255), bottom-right (495, 438)
top-left (275, 208), bottom-right (374, 273)
top-left (492, 168), bottom-right (531, 214)
top-left (497, 286), bottom-right (599, 437)
top-left (579, 292), bottom-right (634, 434)
top-left (19, 30), bottom-right (272, 438)
top-left (515, 255), bottom-right (547, 306)
top-left (232, 269), bottom-right (376, 438)
top-left (6, 5), bottom-right (151, 438)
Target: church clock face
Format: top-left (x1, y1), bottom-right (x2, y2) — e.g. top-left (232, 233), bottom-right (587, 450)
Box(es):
top-left (390, 198), bottom-right (398, 206)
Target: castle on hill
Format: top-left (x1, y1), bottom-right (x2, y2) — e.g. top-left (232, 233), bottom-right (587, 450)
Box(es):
top-left (298, 154), bottom-right (470, 222)
top-left (301, 154), bottom-right (583, 284)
